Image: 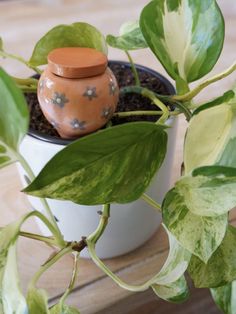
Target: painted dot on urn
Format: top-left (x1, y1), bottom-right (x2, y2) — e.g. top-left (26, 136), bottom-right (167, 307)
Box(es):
top-left (37, 47), bottom-right (119, 139)
top-left (101, 107), bottom-right (114, 120)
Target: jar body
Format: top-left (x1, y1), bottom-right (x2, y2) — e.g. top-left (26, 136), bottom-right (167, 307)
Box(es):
top-left (38, 67), bottom-right (119, 138)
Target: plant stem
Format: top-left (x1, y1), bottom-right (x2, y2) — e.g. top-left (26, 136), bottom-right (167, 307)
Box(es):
top-left (19, 86), bottom-right (37, 93)
top-left (0, 50), bottom-right (42, 74)
top-left (87, 204), bottom-right (110, 244)
top-left (59, 252), bottom-right (80, 306)
top-left (113, 110), bottom-right (179, 118)
top-left (121, 86), bottom-right (170, 102)
top-left (87, 241), bottom-right (168, 292)
top-left (174, 101), bottom-right (192, 121)
top-left (29, 246), bottom-right (72, 287)
top-left (173, 61), bottom-right (236, 102)
top-left (141, 193), bottom-right (162, 212)
top-left (32, 210), bottom-right (61, 240)
top-left (17, 153), bottom-right (65, 247)
top-left (13, 76), bottom-right (38, 87)
top-left (121, 86), bottom-right (192, 120)
top-left (125, 51), bottom-right (140, 86)
top-left (13, 77), bottom-right (38, 93)
top-left (19, 231), bottom-right (56, 246)
top-left (121, 86), bottom-right (169, 124)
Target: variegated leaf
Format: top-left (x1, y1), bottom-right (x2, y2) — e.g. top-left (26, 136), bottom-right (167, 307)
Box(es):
top-left (24, 123), bottom-right (167, 205)
top-left (106, 21), bottom-right (148, 50)
top-left (50, 303), bottom-right (80, 314)
top-left (1, 245), bottom-right (28, 314)
top-left (29, 23), bottom-right (107, 66)
top-left (140, 0), bottom-right (224, 82)
top-left (162, 187), bottom-right (228, 263)
top-left (193, 90), bottom-right (235, 116)
top-left (188, 226), bottom-right (236, 288)
top-left (211, 281), bottom-right (236, 314)
top-left (27, 287), bottom-right (49, 314)
top-left (0, 215), bottom-right (35, 314)
top-left (152, 276), bottom-right (189, 303)
top-left (150, 225), bottom-right (191, 302)
top-left (184, 103), bottom-right (236, 174)
top-left (172, 166), bottom-right (236, 217)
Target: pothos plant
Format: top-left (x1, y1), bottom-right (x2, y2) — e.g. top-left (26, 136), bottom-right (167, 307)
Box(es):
top-left (0, 0), bottom-right (236, 313)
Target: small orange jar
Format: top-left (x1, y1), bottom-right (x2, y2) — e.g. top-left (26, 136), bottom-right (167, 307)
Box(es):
top-left (37, 47), bottom-right (119, 139)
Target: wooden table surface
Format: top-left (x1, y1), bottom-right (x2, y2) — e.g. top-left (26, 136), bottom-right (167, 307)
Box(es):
top-left (0, 0), bottom-right (235, 313)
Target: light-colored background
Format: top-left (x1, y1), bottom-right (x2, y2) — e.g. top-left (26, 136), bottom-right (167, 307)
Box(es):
top-left (0, 0), bottom-right (235, 313)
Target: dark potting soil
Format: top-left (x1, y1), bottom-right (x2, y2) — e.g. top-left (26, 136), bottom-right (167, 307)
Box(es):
top-left (25, 63), bottom-right (173, 139)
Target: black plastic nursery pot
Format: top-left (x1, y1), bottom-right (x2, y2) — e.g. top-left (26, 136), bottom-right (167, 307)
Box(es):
top-left (26, 60), bottom-right (175, 145)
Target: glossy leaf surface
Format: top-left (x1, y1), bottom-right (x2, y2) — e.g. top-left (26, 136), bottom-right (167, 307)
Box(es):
top-left (29, 22), bottom-right (108, 66)
top-left (0, 68), bottom-right (29, 168)
top-left (106, 21), bottom-right (148, 50)
top-left (184, 103), bottom-right (236, 174)
top-left (172, 166), bottom-right (236, 217)
top-left (0, 215), bottom-right (33, 313)
top-left (162, 187), bottom-right (228, 263)
top-left (140, 0), bottom-right (225, 82)
top-left (150, 225), bottom-right (191, 302)
top-left (50, 304), bottom-right (80, 314)
top-left (193, 90), bottom-right (235, 116)
top-left (27, 287), bottom-right (49, 314)
top-left (24, 122), bottom-right (167, 205)
top-left (1, 245), bottom-right (28, 314)
top-left (188, 226), bottom-right (236, 288)
top-left (152, 276), bottom-right (189, 303)
top-left (211, 281), bottom-right (236, 314)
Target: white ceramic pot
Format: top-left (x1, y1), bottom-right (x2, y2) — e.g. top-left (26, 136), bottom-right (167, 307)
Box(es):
top-left (18, 62), bottom-right (177, 259)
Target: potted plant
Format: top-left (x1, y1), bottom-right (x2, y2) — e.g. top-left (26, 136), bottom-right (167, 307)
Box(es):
top-left (0, 0), bottom-right (236, 313)
top-left (1, 22), bottom-right (177, 259)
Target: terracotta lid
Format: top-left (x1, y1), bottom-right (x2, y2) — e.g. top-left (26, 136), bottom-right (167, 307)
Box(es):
top-left (47, 47), bottom-right (108, 79)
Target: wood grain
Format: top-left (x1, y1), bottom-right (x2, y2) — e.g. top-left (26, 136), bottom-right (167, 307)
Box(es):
top-left (0, 0), bottom-right (235, 313)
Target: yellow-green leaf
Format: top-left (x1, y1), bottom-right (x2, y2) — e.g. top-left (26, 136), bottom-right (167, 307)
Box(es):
top-left (0, 68), bottom-right (29, 168)
top-left (29, 22), bottom-right (107, 66)
top-left (106, 21), bottom-right (148, 51)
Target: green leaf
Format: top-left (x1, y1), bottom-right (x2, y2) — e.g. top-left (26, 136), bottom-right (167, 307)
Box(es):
top-left (140, 0), bottom-right (225, 82)
top-left (162, 187), bottom-right (228, 263)
top-left (184, 103), bottom-right (236, 174)
top-left (50, 304), bottom-right (80, 314)
top-left (1, 244), bottom-right (28, 314)
top-left (188, 226), bottom-right (236, 288)
top-left (150, 225), bottom-right (191, 302)
top-left (24, 122), bottom-right (167, 205)
top-left (27, 287), bottom-right (49, 314)
top-left (29, 22), bottom-right (108, 66)
top-left (193, 90), bottom-right (235, 116)
top-left (211, 281), bottom-right (236, 314)
top-left (106, 21), bottom-right (148, 51)
top-left (0, 67), bottom-right (29, 168)
top-left (152, 276), bottom-right (189, 303)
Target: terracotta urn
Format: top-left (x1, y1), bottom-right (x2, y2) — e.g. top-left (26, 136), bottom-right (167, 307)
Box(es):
top-left (37, 47), bottom-right (119, 139)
